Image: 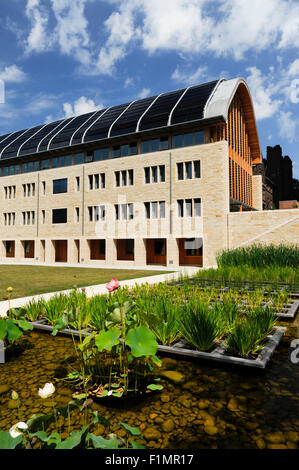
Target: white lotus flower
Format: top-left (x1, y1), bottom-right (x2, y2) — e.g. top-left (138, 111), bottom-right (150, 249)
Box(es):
top-left (9, 422), bottom-right (28, 438)
top-left (107, 390), bottom-right (113, 396)
top-left (38, 382), bottom-right (55, 399)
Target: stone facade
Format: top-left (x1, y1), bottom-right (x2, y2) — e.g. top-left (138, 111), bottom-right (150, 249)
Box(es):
top-left (0, 141), bottom-right (230, 268)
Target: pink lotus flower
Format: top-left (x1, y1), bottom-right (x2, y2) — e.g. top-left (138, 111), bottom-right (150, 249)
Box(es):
top-left (106, 278), bottom-right (120, 292)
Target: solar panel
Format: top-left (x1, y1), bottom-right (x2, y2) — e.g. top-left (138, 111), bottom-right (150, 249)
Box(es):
top-left (171, 80), bottom-right (219, 125)
top-left (71, 109), bottom-right (106, 145)
top-left (110, 96), bottom-right (157, 137)
top-left (48, 111), bottom-right (96, 150)
top-left (84, 104), bottom-right (129, 143)
top-left (0, 80), bottom-right (224, 161)
top-left (38, 118), bottom-right (73, 152)
top-left (138, 89), bottom-right (186, 132)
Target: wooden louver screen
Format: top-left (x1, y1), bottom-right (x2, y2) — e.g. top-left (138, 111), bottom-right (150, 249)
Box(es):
top-left (210, 92), bottom-right (253, 207)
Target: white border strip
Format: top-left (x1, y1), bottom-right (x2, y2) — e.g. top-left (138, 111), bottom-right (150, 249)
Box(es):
top-left (167, 86), bottom-right (190, 126)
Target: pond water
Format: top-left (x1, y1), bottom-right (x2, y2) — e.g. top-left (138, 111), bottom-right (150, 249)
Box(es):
top-left (0, 316), bottom-right (298, 449)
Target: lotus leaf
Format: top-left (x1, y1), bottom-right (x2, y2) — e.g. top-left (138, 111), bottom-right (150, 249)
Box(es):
top-left (126, 326), bottom-right (157, 357)
top-left (95, 327), bottom-right (121, 352)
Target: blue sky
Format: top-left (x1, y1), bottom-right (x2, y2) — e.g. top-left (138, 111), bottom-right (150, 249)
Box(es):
top-left (0, 0), bottom-right (298, 177)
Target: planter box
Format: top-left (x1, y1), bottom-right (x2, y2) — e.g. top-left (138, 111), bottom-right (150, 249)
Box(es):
top-left (157, 326), bottom-right (286, 369)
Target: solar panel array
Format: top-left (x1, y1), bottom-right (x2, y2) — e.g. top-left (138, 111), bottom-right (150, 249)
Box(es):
top-left (0, 79), bottom-right (219, 161)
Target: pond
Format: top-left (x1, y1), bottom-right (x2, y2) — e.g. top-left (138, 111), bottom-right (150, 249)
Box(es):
top-left (0, 316), bottom-right (298, 449)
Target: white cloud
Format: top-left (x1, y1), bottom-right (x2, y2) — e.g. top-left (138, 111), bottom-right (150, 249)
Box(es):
top-left (171, 65), bottom-right (208, 85)
top-left (50, 0), bottom-right (92, 66)
top-left (0, 65), bottom-right (27, 83)
top-left (288, 59), bottom-right (299, 77)
top-left (137, 88), bottom-right (151, 99)
top-left (246, 66), bottom-right (282, 120)
top-left (19, 0), bottom-right (299, 76)
top-left (279, 111), bottom-right (298, 142)
top-left (25, 0), bottom-right (51, 54)
top-left (63, 96), bottom-right (104, 118)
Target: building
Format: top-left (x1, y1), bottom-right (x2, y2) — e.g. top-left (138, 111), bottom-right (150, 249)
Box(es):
top-left (252, 161), bottom-right (274, 210)
top-left (0, 78), bottom-right (298, 269)
top-left (265, 145), bottom-right (294, 208)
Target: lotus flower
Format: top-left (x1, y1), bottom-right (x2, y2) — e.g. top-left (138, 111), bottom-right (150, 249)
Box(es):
top-left (38, 382), bottom-right (55, 399)
top-left (9, 422), bottom-right (28, 438)
top-left (106, 278), bottom-right (120, 292)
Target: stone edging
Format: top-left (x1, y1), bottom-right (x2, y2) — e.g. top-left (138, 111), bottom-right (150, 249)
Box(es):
top-left (29, 322), bottom-right (286, 369)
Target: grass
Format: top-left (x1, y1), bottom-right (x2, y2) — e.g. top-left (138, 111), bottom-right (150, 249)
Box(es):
top-left (0, 265), bottom-right (172, 300)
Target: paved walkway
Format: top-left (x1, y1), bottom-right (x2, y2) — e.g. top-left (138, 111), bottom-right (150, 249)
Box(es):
top-left (0, 266), bottom-right (200, 316)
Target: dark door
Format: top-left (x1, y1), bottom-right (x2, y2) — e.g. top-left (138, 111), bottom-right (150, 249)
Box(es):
top-left (55, 240), bottom-right (67, 262)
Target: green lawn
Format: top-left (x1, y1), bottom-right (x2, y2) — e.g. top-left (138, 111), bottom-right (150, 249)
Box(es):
top-left (0, 265), bottom-right (173, 300)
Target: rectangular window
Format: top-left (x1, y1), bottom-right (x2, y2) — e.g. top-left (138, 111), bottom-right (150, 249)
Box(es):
top-left (74, 153), bottom-right (84, 165)
top-left (100, 205), bottom-right (105, 221)
top-left (194, 130), bottom-right (205, 145)
top-left (32, 211), bottom-right (35, 225)
top-left (32, 183), bottom-right (36, 196)
top-left (194, 161), bottom-right (201, 178)
top-left (121, 204), bottom-right (127, 220)
top-left (151, 202), bottom-right (158, 219)
top-left (94, 174), bottom-right (99, 189)
top-left (41, 159), bottom-right (50, 170)
top-left (144, 167), bottom-right (150, 184)
top-left (159, 136), bottom-right (169, 150)
top-left (76, 177), bottom-right (80, 191)
top-left (112, 146), bottom-right (121, 158)
top-left (88, 206), bottom-right (93, 222)
top-left (115, 171), bottom-right (120, 187)
top-left (177, 163), bottom-right (184, 180)
top-left (194, 198), bottom-right (201, 216)
top-left (184, 133), bottom-right (193, 147)
top-left (160, 201), bottom-right (166, 218)
top-left (42, 181), bottom-right (46, 195)
top-left (88, 175), bottom-right (93, 190)
top-left (42, 210), bottom-right (46, 224)
top-left (128, 169), bottom-right (134, 186)
top-left (101, 173), bottom-right (105, 189)
top-left (185, 162), bottom-right (192, 179)
top-left (85, 152), bottom-right (93, 163)
top-left (94, 148), bottom-right (109, 161)
top-left (178, 200), bottom-right (184, 218)
top-left (141, 140), bottom-right (150, 154)
top-left (52, 208), bottom-right (67, 224)
top-left (185, 199), bottom-right (193, 217)
top-left (159, 165), bottom-right (165, 182)
top-left (173, 134), bottom-right (183, 148)
top-left (75, 207), bottom-right (80, 223)
top-left (115, 205), bottom-right (120, 220)
top-left (152, 166), bottom-right (158, 183)
top-left (53, 178), bottom-right (68, 194)
top-left (121, 144), bottom-right (129, 157)
top-left (128, 203), bottom-right (134, 220)
top-left (121, 170), bottom-right (127, 186)
top-left (145, 202), bottom-right (150, 219)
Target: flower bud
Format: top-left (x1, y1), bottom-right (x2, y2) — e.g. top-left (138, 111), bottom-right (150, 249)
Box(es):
top-left (11, 390), bottom-right (19, 401)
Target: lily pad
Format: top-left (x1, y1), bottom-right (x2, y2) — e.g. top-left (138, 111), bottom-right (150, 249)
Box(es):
top-left (95, 327), bottom-right (121, 352)
top-left (126, 326), bottom-right (158, 357)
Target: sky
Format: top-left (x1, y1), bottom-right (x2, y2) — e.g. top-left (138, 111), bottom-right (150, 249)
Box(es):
top-left (0, 0), bottom-right (298, 177)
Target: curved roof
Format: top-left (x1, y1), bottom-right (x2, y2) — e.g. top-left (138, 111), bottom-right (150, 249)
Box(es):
top-left (0, 78), bottom-right (261, 161)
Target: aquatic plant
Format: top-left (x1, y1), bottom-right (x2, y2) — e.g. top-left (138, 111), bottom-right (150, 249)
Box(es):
top-left (0, 387), bottom-right (145, 449)
top-left (217, 243), bottom-right (299, 269)
top-left (226, 319), bottom-right (266, 358)
top-left (136, 296), bottom-right (182, 345)
top-left (180, 301), bottom-right (224, 351)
